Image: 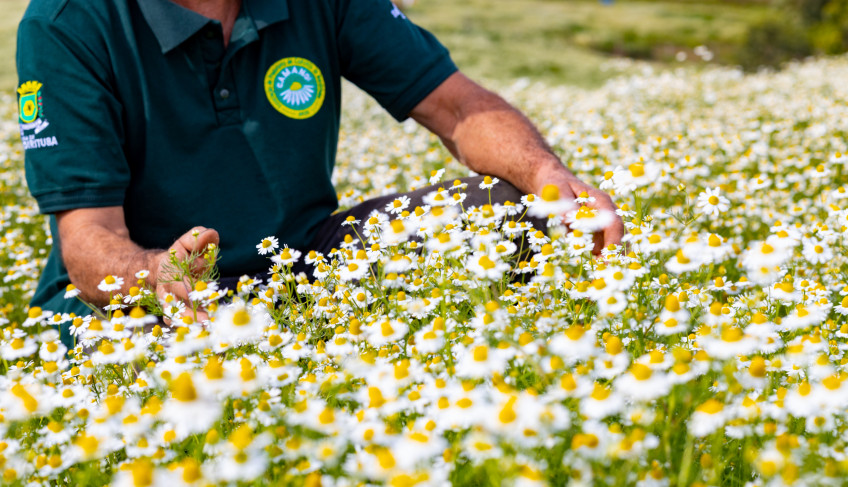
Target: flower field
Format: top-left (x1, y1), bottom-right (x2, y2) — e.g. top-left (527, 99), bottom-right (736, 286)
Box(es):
top-left (3, 56), bottom-right (848, 486)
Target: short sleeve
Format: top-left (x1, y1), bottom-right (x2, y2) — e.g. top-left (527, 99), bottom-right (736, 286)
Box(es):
top-left (336, 0), bottom-right (458, 121)
top-left (16, 15), bottom-right (128, 214)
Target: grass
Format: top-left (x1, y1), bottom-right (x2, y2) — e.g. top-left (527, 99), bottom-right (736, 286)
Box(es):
top-left (0, 0), bottom-right (27, 91)
top-left (405, 0), bottom-right (776, 86)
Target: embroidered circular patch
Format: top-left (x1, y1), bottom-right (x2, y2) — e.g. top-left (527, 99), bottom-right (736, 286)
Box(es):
top-left (264, 57), bottom-right (325, 119)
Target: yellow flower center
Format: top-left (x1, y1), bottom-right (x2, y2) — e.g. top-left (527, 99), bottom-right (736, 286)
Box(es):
top-left (629, 163), bottom-right (645, 177)
top-left (478, 255), bottom-right (495, 270)
top-left (232, 309), bottom-right (251, 326)
top-left (171, 373), bottom-right (197, 402)
top-left (631, 363), bottom-right (653, 380)
top-left (540, 184), bottom-right (560, 202)
top-left (696, 399), bottom-right (724, 415)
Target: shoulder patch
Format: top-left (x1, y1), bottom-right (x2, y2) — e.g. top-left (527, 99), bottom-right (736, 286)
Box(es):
top-left (18, 80), bottom-right (58, 150)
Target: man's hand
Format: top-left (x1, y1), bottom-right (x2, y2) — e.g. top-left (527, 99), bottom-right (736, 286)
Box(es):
top-left (410, 72), bottom-right (624, 252)
top-left (58, 207), bottom-right (220, 321)
top-left (535, 166), bottom-right (625, 255)
top-left (151, 226), bottom-right (219, 322)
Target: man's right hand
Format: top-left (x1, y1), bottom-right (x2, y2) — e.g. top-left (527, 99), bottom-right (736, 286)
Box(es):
top-left (152, 226), bottom-right (220, 321)
top-left (58, 207), bottom-right (219, 322)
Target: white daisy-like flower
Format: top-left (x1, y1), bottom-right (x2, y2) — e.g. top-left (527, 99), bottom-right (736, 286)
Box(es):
top-left (210, 302), bottom-right (271, 346)
top-left (428, 168), bottom-right (445, 185)
top-left (527, 184), bottom-right (575, 218)
top-left (256, 236), bottom-right (279, 255)
top-left (696, 187), bottom-right (730, 217)
top-left (580, 383), bottom-right (625, 419)
top-left (689, 399), bottom-right (727, 437)
top-left (565, 204), bottom-right (615, 232)
top-left (465, 251), bottom-right (510, 280)
top-left (22, 307), bottom-right (53, 328)
top-left (614, 364), bottom-right (671, 402)
top-left (801, 237), bottom-right (833, 265)
top-left (187, 280), bottom-right (220, 303)
top-left (478, 175), bottom-right (500, 189)
top-left (612, 160), bottom-right (661, 194)
top-left (742, 241), bottom-right (792, 274)
top-left (423, 187), bottom-right (452, 207)
top-left (271, 246), bottom-right (302, 267)
top-left (381, 218), bottom-right (413, 245)
top-left (64, 283), bottom-right (81, 299)
top-left (384, 195), bottom-right (411, 215)
top-left (1, 336), bottom-right (38, 361)
top-left (97, 275), bottom-right (124, 292)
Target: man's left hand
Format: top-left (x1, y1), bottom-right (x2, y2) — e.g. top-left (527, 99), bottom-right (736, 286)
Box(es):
top-left (536, 166), bottom-right (625, 255)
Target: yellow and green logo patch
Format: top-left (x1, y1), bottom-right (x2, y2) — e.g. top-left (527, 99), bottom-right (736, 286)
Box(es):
top-left (264, 57), bottom-right (325, 119)
top-left (17, 80), bottom-right (43, 124)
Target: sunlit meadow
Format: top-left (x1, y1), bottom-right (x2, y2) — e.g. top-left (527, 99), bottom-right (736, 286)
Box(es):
top-left (2, 56), bottom-right (848, 486)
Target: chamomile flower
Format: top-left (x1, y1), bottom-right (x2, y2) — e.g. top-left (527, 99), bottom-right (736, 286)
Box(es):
top-left (696, 188), bottom-right (730, 217)
top-left (527, 184), bottom-right (575, 218)
top-left (1, 336), bottom-right (38, 361)
top-left (22, 306), bottom-right (53, 327)
top-left (211, 302), bottom-right (270, 346)
top-left (188, 280), bottom-right (219, 302)
top-left (272, 246), bottom-right (302, 267)
top-left (565, 205), bottom-right (615, 232)
top-left (385, 195), bottom-right (411, 215)
top-left (160, 372), bottom-right (222, 439)
top-left (454, 343), bottom-right (510, 378)
top-left (97, 275), bottom-right (124, 292)
top-left (478, 175), bottom-right (499, 189)
top-left (801, 237), bottom-right (833, 265)
top-left (428, 168), bottom-right (445, 185)
top-left (614, 363), bottom-right (671, 402)
top-left (689, 399), bottom-right (727, 437)
top-left (64, 283), bottom-right (81, 299)
top-left (580, 383), bottom-right (625, 419)
top-left (466, 251), bottom-right (510, 280)
top-left (612, 160), bottom-right (661, 194)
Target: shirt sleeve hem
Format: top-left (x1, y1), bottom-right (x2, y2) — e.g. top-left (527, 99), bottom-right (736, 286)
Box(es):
top-left (384, 55), bottom-right (459, 122)
top-left (34, 187), bottom-right (126, 214)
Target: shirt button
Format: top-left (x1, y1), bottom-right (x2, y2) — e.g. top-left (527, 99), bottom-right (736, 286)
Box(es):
top-left (205, 29), bottom-right (217, 39)
top-left (219, 89), bottom-right (230, 99)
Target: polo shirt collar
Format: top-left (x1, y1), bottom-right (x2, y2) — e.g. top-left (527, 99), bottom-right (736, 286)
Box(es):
top-left (137, 0), bottom-right (212, 54)
top-left (245, 0), bottom-right (289, 31)
top-left (137, 0), bottom-right (289, 54)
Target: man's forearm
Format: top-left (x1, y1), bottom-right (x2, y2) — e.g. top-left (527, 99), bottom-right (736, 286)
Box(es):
top-left (57, 208), bottom-right (162, 307)
top-left (412, 73), bottom-right (572, 196)
top-left (449, 91), bottom-right (571, 195)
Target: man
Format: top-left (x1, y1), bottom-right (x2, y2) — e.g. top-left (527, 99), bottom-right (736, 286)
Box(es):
top-left (17, 0), bottom-right (623, 342)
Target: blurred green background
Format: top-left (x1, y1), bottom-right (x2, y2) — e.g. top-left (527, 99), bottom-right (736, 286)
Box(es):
top-left (1, 0), bottom-right (846, 89)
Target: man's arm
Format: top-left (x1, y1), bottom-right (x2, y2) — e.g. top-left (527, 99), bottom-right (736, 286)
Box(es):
top-left (57, 207), bottom-right (219, 307)
top-left (409, 72), bottom-right (625, 249)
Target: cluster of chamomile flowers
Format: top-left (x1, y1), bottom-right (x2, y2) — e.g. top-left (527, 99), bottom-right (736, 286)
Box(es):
top-left (3, 56), bottom-right (848, 486)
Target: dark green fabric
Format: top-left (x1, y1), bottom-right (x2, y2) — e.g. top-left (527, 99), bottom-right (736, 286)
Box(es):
top-left (18, 0), bottom-right (457, 344)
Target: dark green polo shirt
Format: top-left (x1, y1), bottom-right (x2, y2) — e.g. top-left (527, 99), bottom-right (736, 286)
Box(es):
top-left (17, 0), bottom-right (456, 332)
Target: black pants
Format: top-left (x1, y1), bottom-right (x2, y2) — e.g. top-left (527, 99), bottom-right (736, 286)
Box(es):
top-left (219, 175), bottom-right (546, 288)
